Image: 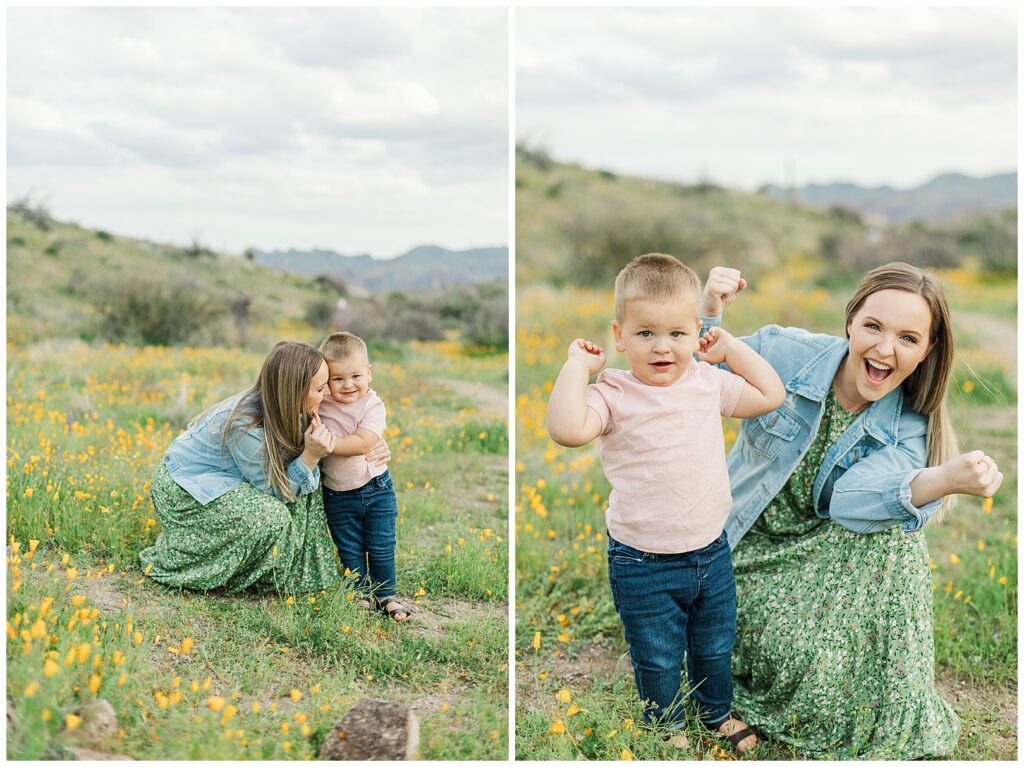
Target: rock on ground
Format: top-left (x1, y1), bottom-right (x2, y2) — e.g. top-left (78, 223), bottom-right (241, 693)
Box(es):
top-left (319, 699), bottom-right (419, 760)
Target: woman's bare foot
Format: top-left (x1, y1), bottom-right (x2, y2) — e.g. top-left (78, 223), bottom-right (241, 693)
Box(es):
top-left (715, 715), bottom-right (758, 753)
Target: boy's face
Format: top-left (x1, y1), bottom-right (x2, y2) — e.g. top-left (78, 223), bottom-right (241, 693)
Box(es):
top-left (612, 298), bottom-right (702, 387)
top-left (326, 354), bottom-right (372, 404)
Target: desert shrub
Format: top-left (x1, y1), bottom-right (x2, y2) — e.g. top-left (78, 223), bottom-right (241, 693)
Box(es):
top-left (44, 240), bottom-right (63, 257)
top-left (305, 297), bottom-right (336, 327)
top-left (819, 223), bottom-right (961, 278)
top-left (564, 210), bottom-right (742, 287)
top-left (88, 277), bottom-right (229, 346)
top-left (313, 273), bottom-right (349, 295)
top-left (955, 210), bottom-right (1017, 274)
top-left (7, 194), bottom-right (53, 231)
top-left (96, 230), bottom-right (114, 242)
top-left (168, 237), bottom-right (215, 260)
top-left (462, 293), bottom-right (508, 348)
top-left (516, 141), bottom-right (553, 171)
top-left (348, 299), bottom-right (443, 342)
top-left (8, 236), bottom-right (26, 247)
top-left (828, 205), bottom-right (863, 225)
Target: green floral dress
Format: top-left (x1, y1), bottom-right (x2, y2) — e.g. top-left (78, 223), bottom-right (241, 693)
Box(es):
top-left (731, 388), bottom-right (958, 759)
top-left (139, 461), bottom-right (342, 594)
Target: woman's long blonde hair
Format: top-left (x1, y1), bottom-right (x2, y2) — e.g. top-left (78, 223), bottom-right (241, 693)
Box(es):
top-left (844, 262), bottom-right (958, 518)
top-left (195, 341), bottom-right (324, 502)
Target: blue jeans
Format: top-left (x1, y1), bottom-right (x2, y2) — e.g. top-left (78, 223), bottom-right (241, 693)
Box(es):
top-left (322, 471), bottom-right (398, 600)
top-left (607, 531), bottom-right (736, 729)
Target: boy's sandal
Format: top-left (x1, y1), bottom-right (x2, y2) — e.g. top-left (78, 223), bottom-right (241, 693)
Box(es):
top-left (714, 715), bottom-right (759, 753)
top-left (375, 596), bottom-right (411, 622)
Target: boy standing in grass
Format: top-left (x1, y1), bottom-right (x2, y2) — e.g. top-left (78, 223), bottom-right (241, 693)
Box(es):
top-left (318, 331), bottom-right (409, 621)
top-left (545, 254), bottom-right (784, 752)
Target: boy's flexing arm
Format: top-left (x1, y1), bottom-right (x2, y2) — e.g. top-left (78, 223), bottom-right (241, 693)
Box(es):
top-left (546, 339), bottom-right (607, 447)
top-left (328, 429), bottom-right (379, 457)
top-left (696, 327), bottom-right (785, 418)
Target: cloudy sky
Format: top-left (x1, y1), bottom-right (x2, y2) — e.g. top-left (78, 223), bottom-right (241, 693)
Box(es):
top-left (8, 7), bottom-right (508, 257)
top-left (517, 7), bottom-right (1016, 191)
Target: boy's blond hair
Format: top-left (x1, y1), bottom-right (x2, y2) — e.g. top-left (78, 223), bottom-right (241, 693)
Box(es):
top-left (319, 331), bottom-right (368, 363)
top-left (614, 253), bottom-right (702, 323)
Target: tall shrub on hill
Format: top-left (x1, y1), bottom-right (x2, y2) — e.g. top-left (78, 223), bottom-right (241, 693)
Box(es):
top-left (88, 277), bottom-right (228, 345)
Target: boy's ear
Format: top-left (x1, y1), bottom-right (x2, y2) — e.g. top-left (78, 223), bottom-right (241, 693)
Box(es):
top-left (696, 318), bottom-right (703, 335)
top-left (611, 321), bottom-right (625, 353)
top-left (366, 363), bottom-right (373, 381)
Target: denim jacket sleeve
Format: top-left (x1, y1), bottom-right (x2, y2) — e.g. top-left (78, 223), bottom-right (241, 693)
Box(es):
top-left (828, 438), bottom-right (941, 533)
top-left (229, 427), bottom-right (320, 499)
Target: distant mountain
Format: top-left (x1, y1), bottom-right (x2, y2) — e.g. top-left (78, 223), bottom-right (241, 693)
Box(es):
top-left (761, 172), bottom-right (1016, 222)
top-left (251, 244), bottom-right (508, 293)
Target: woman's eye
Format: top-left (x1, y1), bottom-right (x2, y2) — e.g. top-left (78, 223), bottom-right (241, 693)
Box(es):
top-left (865, 322), bottom-right (880, 331)
top-left (901, 335), bottom-right (918, 344)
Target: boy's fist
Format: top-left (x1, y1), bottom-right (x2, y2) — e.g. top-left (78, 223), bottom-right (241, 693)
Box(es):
top-left (702, 267), bottom-right (746, 317)
top-left (695, 327), bottom-right (735, 365)
top-left (567, 338), bottom-right (606, 376)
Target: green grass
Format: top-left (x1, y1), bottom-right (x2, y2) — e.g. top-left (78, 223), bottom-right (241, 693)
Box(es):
top-left (514, 276), bottom-right (1017, 760)
top-left (6, 339), bottom-right (509, 760)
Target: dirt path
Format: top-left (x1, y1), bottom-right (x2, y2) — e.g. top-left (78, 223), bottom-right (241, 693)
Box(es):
top-left (953, 310), bottom-right (1017, 386)
top-left (434, 377), bottom-right (507, 417)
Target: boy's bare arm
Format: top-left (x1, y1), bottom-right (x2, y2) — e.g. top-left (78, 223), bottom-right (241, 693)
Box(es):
top-left (328, 428), bottom-right (379, 457)
top-left (697, 327), bottom-right (785, 418)
top-left (546, 339), bottom-right (606, 448)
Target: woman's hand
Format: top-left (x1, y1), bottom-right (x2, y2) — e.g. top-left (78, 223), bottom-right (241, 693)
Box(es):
top-left (367, 438), bottom-right (391, 467)
top-left (701, 267), bottom-right (747, 317)
top-left (300, 413), bottom-right (336, 467)
top-left (567, 338), bottom-right (607, 377)
top-left (939, 450), bottom-right (1004, 498)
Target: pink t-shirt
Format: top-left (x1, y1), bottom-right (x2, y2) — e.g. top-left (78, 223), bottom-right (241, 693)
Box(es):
top-left (318, 389), bottom-right (387, 492)
top-left (585, 363), bottom-right (746, 554)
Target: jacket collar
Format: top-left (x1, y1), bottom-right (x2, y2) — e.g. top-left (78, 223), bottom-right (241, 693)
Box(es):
top-left (786, 336), bottom-right (902, 446)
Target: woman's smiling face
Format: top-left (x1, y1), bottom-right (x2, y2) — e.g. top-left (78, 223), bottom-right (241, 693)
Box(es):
top-left (304, 360), bottom-right (330, 416)
top-left (838, 289), bottom-right (933, 410)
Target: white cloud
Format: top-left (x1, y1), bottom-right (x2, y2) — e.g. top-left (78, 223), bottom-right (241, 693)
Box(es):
top-left (7, 7), bottom-right (508, 256)
top-left (517, 7), bottom-right (1016, 189)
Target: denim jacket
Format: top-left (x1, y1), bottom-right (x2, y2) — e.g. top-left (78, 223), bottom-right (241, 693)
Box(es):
top-left (164, 394), bottom-right (320, 505)
top-left (702, 316), bottom-right (941, 549)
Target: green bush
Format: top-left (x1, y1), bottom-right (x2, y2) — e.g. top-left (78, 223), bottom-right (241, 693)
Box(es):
top-left (304, 297), bottom-right (336, 327)
top-left (462, 294), bottom-right (508, 348)
top-left (564, 211), bottom-right (743, 287)
top-left (88, 277), bottom-right (229, 346)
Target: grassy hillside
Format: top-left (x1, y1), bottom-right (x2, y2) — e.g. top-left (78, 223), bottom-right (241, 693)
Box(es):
top-left (515, 149), bottom-right (1016, 288)
top-left (515, 149), bottom-right (859, 286)
top-left (6, 212), bottom-right (331, 348)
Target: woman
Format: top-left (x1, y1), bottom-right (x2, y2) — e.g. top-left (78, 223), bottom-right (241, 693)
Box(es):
top-left (701, 262), bottom-right (1002, 759)
top-left (139, 340), bottom-right (389, 594)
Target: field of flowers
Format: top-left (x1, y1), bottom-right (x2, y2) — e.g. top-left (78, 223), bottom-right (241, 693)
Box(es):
top-left (514, 270), bottom-right (1017, 760)
top-left (6, 336), bottom-right (509, 760)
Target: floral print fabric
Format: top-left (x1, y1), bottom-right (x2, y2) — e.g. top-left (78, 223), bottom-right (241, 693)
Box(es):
top-left (731, 388), bottom-right (958, 759)
top-left (140, 460), bottom-right (341, 594)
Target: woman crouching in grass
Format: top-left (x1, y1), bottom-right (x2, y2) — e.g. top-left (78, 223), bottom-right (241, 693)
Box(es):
top-left (139, 341), bottom-right (389, 594)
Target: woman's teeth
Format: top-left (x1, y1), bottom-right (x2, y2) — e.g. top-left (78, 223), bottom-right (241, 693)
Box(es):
top-left (864, 359), bottom-right (893, 383)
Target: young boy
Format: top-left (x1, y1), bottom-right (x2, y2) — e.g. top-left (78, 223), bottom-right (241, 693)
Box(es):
top-left (546, 254), bottom-right (784, 751)
top-left (317, 331), bottom-right (408, 621)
